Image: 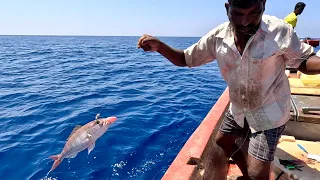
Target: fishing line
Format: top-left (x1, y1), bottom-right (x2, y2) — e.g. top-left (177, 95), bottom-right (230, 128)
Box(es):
top-left (224, 27), bottom-right (296, 160)
top-left (222, 26), bottom-right (314, 169)
top-left (146, 26), bottom-right (313, 179)
top-left (152, 168), bottom-right (167, 180)
top-left (229, 129), bottom-right (250, 161)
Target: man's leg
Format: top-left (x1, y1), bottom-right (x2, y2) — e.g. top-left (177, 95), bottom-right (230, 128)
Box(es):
top-left (246, 155), bottom-right (271, 180)
top-left (216, 132), bottom-right (249, 178)
top-left (246, 125), bottom-right (286, 180)
top-left (215, 111), bottom-right (251, 178)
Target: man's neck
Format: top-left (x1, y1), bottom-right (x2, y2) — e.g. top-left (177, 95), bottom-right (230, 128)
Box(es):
top-left (234, 32), bottom-right (252, 39)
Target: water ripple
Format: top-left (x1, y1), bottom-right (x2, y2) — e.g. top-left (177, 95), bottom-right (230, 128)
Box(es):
top-left (0, 36), bottom-right (233, 180)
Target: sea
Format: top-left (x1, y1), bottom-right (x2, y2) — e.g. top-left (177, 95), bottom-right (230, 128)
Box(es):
top-left (1, 36), bottom-right (319, 180)
top-left (0, 36), bottom-right (227, 180)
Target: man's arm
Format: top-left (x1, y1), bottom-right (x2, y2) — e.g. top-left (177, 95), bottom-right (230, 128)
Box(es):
top-left (157, 42), bottom-right (187, 67)
top-left (137, 35), bottom-right (187, 67)
top-left (137, 33), bottom-right (216, 68)
top-left (297, 53), bottom-right (320, 75)
top-left (283, 26), bottom-right (320, 73)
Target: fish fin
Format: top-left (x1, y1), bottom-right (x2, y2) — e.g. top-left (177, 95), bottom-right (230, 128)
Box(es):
top-left (70, 152), bottom-right (78, 158)
top-left (49, 155), bottom-right (62, 172)
top-left (67, 125), bottom-right (82, 140)
top-left (49, 154), bottom-right (59, 161)
top-left (82, 134), bottom-right (91, 144)
top-left (88, 142), bottom-right (95, 155)
top-left (49, 159), bottom-right (62, 172)
top-left (81, 133), bottom-right (92, 144)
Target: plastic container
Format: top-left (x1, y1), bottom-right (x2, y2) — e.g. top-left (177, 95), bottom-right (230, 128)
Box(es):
top-left (300, 73), bottom-right (320, 87)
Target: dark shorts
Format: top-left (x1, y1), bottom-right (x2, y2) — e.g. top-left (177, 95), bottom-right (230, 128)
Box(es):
top-left (219, 110), bottom-right (285, 162)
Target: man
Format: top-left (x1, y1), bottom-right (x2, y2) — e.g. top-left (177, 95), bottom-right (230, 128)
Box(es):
top-left (284, 2), bottom-right (306, 29)
top-left (137, 0), bottom-right (320, 179)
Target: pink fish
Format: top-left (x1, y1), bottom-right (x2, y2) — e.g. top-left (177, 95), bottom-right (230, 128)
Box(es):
top-left (49, 114), bottom-right (117, 172)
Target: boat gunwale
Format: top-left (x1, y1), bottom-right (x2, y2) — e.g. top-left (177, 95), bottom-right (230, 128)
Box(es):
top-left (162, 88), bottom-right (230, 180)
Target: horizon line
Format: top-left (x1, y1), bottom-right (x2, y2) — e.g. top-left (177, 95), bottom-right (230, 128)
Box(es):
top-left (0, 34), bottom-right (317, 39)
top-left (0, 34), bottom-right (202, 38)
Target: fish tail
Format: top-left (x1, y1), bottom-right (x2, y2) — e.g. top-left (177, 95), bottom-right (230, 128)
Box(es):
top-left (49, 154), bottom-right (59, 161)
top-left (49, 154), bottom-right (62, 172)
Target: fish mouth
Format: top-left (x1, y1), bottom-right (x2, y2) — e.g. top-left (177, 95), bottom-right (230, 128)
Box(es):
top-left (105, 116), bottom-right (117, 124)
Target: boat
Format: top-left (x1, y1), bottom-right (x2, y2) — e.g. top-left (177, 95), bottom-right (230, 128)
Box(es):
top-left (162, 45), bottom-right (320, 180)
top-left (301, 37), bottom-right (319, 47)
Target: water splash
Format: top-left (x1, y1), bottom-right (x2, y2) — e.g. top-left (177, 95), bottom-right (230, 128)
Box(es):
top-left (111, 160), bottom-right (127, 177)
top-left (40, 176), bottom-right (58, 180)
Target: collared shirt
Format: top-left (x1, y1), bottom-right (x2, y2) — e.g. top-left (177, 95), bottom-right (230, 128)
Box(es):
top-left (284, 12), bottom-right (298, 28)
top-left (184, 14), bottom-right (314, 132)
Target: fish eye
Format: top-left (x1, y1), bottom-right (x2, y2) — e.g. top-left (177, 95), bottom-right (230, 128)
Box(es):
top-left (96, 120), bottom-right (100, 124)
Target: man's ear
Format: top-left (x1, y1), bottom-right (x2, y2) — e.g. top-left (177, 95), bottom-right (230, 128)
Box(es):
top-left (262, 0), bottom-right (267, 11)
top-left (225, 3), bottom-right (230, 14)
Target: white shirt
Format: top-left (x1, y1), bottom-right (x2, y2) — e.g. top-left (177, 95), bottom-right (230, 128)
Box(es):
top-left (184, 14), bottom-right (314, 132)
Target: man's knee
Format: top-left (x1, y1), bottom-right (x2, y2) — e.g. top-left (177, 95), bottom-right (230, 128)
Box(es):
top-left (215, 131), bottom-right (235, 148)
top-left (247, 169), bottom-right (270, 180)
top-left (247, 157), bottom-right (271, 180)
top-left (215, 132), bottom-right (224, 147)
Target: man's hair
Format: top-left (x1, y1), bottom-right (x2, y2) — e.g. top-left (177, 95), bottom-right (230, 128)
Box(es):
top-left (228, 0), bottom-right (264, 8)
top-left (295, 2), bottom-right (306, 10)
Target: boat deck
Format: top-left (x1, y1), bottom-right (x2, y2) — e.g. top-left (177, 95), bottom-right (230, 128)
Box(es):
top-left (162, 73), bottom-right (320, 180)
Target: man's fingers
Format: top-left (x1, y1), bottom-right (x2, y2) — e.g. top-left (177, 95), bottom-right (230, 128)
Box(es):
top-left (137, 36), bottom-right (146, 48)
top-left (137, 36), bottom-right (145, 48)
top-left (141, 37), bottom-right (155, 46)
top-left (141, 44), bottom-right (151, 52)
top-left (137, 34), bottom-right (150, 48)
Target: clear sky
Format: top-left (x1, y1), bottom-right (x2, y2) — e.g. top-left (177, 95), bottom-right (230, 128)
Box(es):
top-left (0, 0), bottom-right (319, 37)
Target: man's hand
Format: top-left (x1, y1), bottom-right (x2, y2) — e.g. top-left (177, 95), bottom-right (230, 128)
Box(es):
top-left (137, 34), bottom-right (161, 52)
top-left (136, 34), bottom-right (187, 67)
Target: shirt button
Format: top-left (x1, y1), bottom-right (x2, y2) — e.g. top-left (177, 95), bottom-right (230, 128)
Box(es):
top-left (242, 95), bottom-right (245, 99)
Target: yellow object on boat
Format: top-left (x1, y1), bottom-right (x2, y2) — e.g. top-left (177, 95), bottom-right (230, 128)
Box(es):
top-left (300, 74), bottom-right (320, 87)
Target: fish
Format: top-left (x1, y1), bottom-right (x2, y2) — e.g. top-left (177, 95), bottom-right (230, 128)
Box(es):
top-left (48, 114), bottom-right (117, 172)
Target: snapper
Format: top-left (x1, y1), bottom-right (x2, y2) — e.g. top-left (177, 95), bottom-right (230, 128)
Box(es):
top-left (49, 114), bottom-right (117, 172)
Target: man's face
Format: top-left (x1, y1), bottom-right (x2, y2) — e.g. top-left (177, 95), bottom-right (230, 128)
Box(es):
top-left (225, 1), bottom-right (266, 35)
top-left (295, 7), bottom-right (305, 15)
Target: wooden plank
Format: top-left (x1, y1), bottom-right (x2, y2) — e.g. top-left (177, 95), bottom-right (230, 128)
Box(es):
top-left (289, 78), bottom-right (320, 96)
top-left (291, 95), bottom-right (320, 123)
top-left (273, 139), bottom-right (320, 180)
top-left (291, 88), bottom-right (320, 96)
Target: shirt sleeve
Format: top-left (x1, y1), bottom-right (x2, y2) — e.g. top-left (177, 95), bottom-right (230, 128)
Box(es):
top-left (183, 32), bottom-right (216, 68)
top-left (283, 29), bottom-right (314, 68)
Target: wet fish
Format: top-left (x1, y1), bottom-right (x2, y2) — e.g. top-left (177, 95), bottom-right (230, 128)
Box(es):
top-left (49, 114), bottom-right (117, 172)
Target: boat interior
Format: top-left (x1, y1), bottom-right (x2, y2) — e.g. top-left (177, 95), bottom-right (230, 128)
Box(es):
top-left (162, 70), bottom-right (320, 180)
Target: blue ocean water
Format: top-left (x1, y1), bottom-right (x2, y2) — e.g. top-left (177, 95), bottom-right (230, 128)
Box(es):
top-left (0, 36), bottom-right (226, 180)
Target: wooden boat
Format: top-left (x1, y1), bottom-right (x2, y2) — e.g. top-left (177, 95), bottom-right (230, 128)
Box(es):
top-left (162, 58), bottom-right (320, 179)
top-left (162, 76), bottom-right (320, 180)
top-left (301, 38), bottom-right (319, 47)
top-left (305, 40), bottom-right (319, 47)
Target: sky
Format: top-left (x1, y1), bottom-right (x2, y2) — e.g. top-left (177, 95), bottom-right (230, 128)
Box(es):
top-left (0, 0), bottom-right (319, 37)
